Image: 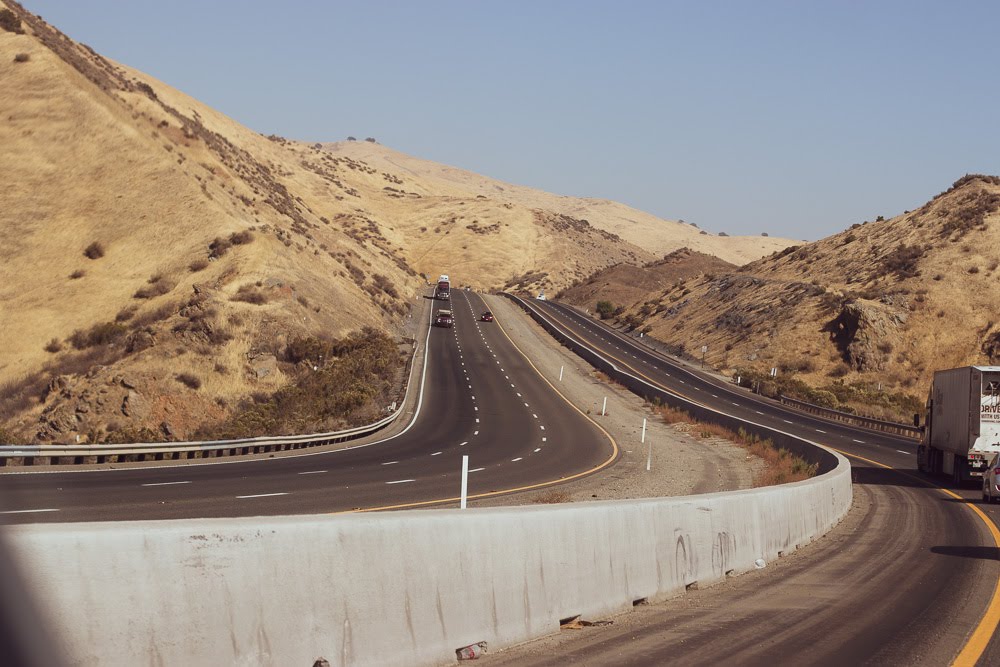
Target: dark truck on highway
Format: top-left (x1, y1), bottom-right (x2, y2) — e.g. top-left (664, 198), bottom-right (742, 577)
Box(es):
top-left (435, 310), bottom-right (454, 328)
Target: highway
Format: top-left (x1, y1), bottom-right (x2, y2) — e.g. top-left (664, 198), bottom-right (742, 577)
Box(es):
top-left (5, 289), bottom-right (1000, 664)
top-left (490, 295), bottom-right (1000, 667)
top-left (0, 291), bottom-right (615, 523)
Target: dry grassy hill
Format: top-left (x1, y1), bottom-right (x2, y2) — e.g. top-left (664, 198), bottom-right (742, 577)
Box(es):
top-left (596, 175), bottom-right (1000, 420)
top-left (557, 248), bottom-right (736, 314)
top-left (326, 141), bottom-right (795, 266)
top-left (0, 1), bottom-right (789, 444)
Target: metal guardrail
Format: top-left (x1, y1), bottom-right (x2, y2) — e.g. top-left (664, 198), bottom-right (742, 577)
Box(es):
top-left (0, 409), bottom-right (404, 467)
top-left (776, 395), bottom-right (922, 439)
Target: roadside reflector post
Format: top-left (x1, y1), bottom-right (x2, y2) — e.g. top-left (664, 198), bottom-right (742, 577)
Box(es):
top-left (601, 397), bottom-right (607, 416)
top-left (460, 455), bottom-right (469, 509)
top-left (559, 365), bottom-right (564, 382)
top-left (643, 418), bottom-right (652, 472)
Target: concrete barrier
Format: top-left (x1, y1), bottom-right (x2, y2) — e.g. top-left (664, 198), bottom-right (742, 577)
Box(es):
top-left (5, 450), bottom-right (850, 666)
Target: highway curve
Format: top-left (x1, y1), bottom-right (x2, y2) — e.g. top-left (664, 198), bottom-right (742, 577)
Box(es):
top-left (487, 295), bottom-right (1000, 666)
top-left (0, 291), bottom-right (615, 524)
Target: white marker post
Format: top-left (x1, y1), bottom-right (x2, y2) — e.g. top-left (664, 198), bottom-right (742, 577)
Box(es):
top-left (643, 418), bottom-right (651, 472)
top-left (460, 455), bottom-right (469, 509)
top-left (601, 397), bottom-right (607, 416)
top-left (559, 365), bottom-right (564, 382)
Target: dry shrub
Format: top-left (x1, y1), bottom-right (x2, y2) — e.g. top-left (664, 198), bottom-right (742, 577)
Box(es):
top-left (208, 230), bottom-right (254, 259)
top-left (69, 269), bottom-right (85, 279)
top-left (232, 284), bottom-right (268, 305)
top-left (68, 321), bottom-right (127, 349)
top-left (533, 490), bottom-right (571, 504)
top-left (175, 373), bottom-right (202, 390)
top-left (654, 403), bottom-right (817, 486)
top-left (83, 241), bottom-right (105, 259)
top-left (43, 338), bottom-right (62, 353)
top-left (655, 403), bottom-right (691, 424)
top-left (229, 230), bottom-right (254, 245)
top-left (189, 258), bottom-right (209, 272)
top-left (13, 53), bottom-right (29, 63)
top-left (133, 280), bottom-right (174, 299)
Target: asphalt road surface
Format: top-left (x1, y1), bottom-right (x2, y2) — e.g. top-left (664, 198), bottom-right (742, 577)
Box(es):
top-left (0, 291), bottom-right (614, 523)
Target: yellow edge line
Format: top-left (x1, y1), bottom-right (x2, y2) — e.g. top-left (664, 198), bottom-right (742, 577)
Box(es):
top-left (536, 305), bottom-right (1000, 665)
top-left (331, 294), bottom-right (620, 514)
top-left (821, 445), bottom-right (1000, 666)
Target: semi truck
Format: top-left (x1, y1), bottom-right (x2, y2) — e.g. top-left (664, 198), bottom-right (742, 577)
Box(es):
top-left (917, 366), bottom-right (1000, 484)
top-left (435, 275), bottom-right (451, 301)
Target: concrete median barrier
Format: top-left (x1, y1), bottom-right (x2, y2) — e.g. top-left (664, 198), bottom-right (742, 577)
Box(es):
top-left (6, 455), bottom-right (850, 665)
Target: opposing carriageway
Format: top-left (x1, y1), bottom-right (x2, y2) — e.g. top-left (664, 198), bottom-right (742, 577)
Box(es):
top-left (501, 294), bottom-right (1000, 666)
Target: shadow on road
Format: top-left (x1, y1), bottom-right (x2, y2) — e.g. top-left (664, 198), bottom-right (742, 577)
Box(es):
top-left (850, 465), bottom-right (935, 489)
top-left (930, 545), bottom-right (1000, 561)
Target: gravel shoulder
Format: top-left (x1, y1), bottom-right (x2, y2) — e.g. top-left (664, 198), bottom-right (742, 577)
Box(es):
top-left (470, 293), bottom-right (763, 507)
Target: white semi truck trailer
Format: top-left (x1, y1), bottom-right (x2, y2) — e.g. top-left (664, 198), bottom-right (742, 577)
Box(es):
top-left (917, 366), bottom-right (1000, 483)
top-left (435, 274), bottom-right (451, 301)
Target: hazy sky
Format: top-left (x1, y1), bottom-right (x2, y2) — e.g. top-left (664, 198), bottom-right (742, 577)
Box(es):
top-left (25, 1), bottom-right (1000, 240)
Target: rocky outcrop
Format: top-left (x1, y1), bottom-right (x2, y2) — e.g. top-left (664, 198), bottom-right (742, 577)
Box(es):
top-left (829, 299), bottom-right (907, 372)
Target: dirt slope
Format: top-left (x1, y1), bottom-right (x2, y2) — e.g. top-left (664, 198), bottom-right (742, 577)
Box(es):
top-left (596, 175), bottom-right (1000, 419)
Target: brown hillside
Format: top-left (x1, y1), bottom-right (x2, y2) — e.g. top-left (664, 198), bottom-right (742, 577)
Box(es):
top-left (590, 175), bottom-right (1000, 420)
top-left (326, 141), bottom-right (797, 266)
top-left (0, 1), bottom-right (786, 444)
top-left (558, 248), bottom-right (736, 315)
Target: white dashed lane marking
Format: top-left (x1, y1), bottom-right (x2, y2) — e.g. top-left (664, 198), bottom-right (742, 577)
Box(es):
top-left (297, 471), bottom-right (327, 475)
top-left (385, 479), bottom-right (415, 485)
top-left (0, 508), bottom-right (59, 514)
top-left (237, 492), bottom-right (288, 499)
top-left (141, 481), bottom-right (191, 487)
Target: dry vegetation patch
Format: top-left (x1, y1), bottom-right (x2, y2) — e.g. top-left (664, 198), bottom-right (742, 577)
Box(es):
top-left (653, 403), bottom-right (817, 486)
